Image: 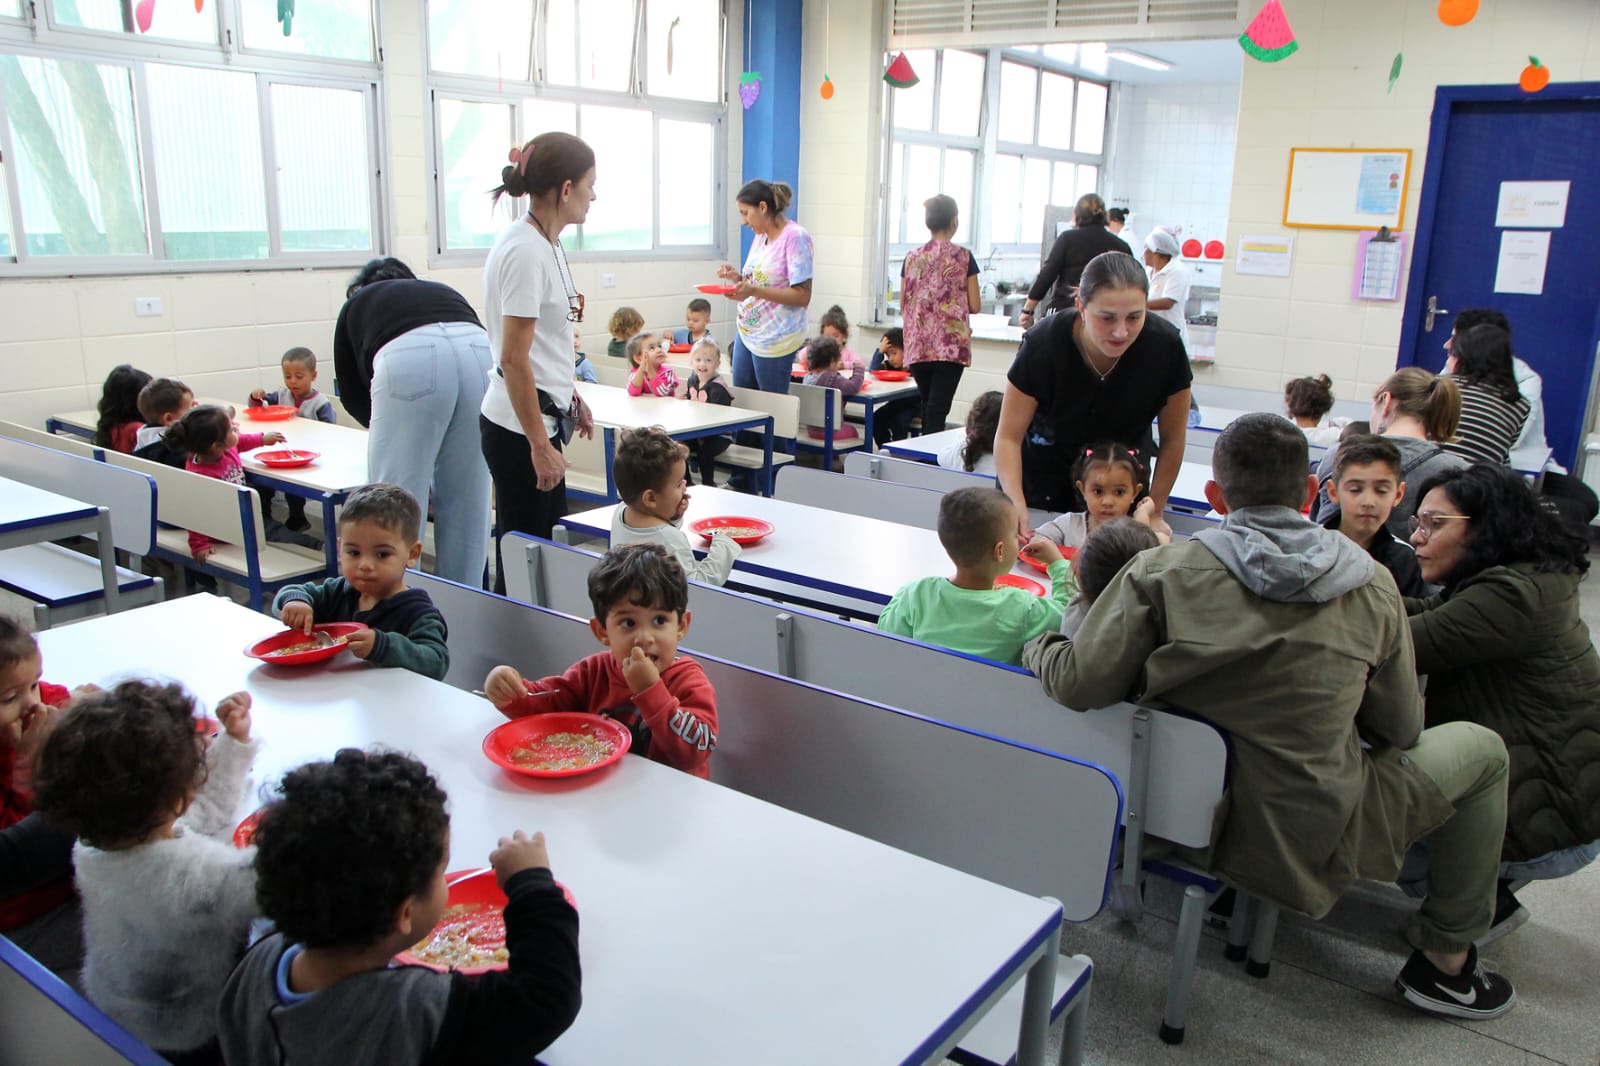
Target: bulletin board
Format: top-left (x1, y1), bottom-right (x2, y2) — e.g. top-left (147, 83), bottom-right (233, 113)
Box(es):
top-left (1283, 148), bottom-right (1413, 231)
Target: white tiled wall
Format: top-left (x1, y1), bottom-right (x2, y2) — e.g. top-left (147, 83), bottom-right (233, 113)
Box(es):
top-left (1108, 82), bottom-right (1240, 253)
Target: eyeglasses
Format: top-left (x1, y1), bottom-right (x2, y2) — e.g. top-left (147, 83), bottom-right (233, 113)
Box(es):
top-left (1407, 512), bottom-right (1470, 540)
top-left (567, 292), bottom-right (585, 324)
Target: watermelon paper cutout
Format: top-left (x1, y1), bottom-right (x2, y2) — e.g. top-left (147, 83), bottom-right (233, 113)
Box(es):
top-left (884, 52), bottom-right (920, 89)
top-left (1239, 0), bottom-right (1298, 63)
top-left (738, 72), bottom-right (762, 110)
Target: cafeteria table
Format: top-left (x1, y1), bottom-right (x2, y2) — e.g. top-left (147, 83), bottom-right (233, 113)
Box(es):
top-left (574, 382), bottom-right (775, 499)
top-left (0, 476), bottom-right (120, 613)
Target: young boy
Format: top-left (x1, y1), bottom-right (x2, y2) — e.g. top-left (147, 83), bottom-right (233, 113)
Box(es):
top-left (485, 544), bottom-right (718, 778)
top-left (132, 377), bottom-right (195, 468)
top-left (251, 347), bottom-right (336, 530)
top-left (677, 297), bottom-right (715, 347)
top-left (609, 426), bottom-right (740, 586)
top-left (868, 327), bottom-right (919, 443)
top-left (683, 340), bottom-right (733, 486)
top-left (272, 483), bottom-right (450, 681)
top-left (877, 487), bottom-right (1074, 667)
top-left (216, 749), bottom-right (581, 1066)
top-left (1323, 434), bottom-right (1426, 597)
top-left (573, 328), bottom-right (597, 383)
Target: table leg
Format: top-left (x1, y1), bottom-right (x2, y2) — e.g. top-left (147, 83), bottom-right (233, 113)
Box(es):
top-left (1015, 931), bottom-right (1057, 1066)
top-left (93, 509), bottom-right (121, 614)
top-left (602, 429), bottom-right (618, 502)
top-left (862, 401), bottom-right (877, 454)
top-left (321, 494), bottom-right (340, 575)
top-left (761, 417), bottom-right (775, 496)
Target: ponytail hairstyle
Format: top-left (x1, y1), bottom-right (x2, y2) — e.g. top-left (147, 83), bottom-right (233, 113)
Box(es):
top-left (819, 305), bottom-right (850, 341)
top-left (1072, 441), bottom-right (1147, 494)
top-left (492, 132), bottom-right (595, 207)
top-left (735, 179), bottom-right (794, 220)
top-left (1449, 324), bottom-right (1522, 404)
top-left (162, 404), bottom-right (232, 459)
top-left (1076, 251), bottom-right (1150, 307)
top-left (346, 257), bottom-right (416, 299)
top-left (1284, 374), bottom-right (1335, 422)
top-left (1375, 368), bottom-right (1461, 442)
top-left (961, 391), bottom-right (1003, 472)
top-left (94, 364), bottom-right (152, 447)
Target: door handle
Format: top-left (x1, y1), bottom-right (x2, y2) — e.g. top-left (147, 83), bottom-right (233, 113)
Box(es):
top-left (1425, 295), bottom-right (1450, 333)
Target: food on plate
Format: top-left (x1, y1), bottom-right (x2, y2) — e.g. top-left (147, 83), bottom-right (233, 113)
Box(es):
top-left (268, 635), bottom-right (346, 657)
top-left (509, 731), bottom-right (617, 772)
top-left (707, 525), bottom-right (764, 539)
top-left (407, 903), bottom-right (508, 969)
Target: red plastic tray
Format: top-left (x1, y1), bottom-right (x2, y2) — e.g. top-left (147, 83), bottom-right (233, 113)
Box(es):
top-left (870, 369), bottom-right (910, 382)
top-left (243, 405), bottom-right (296, 421)
top-left (394, 870), bottom-right (577, 974)
top-left (994, 573), bottom-right (1046, 596)
top-left (688, 516), bottom-right (774, 546)
top-left (481, 713), bottom-right (632, 779)
top-left (244, 622), bottom-right (369, 666)
top-left (252, 449), bottom-right (319, 468)
top-left (668, 343), bottom-right (693, 353)
top-left (1018, 545), bottom-right (1075, 574)
top-left (695, 283), bottom-right (738, 295)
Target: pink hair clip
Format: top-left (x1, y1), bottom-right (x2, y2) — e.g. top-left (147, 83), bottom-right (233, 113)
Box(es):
top-left (1085, 448), bottom-right (1095, 457)
top-left (507, 143), bottom-right (533, 173)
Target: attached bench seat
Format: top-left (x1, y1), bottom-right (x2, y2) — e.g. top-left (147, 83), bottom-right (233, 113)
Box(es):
top-left (0, 544), bottom-right (163, 628)
top-left (950, 953), bottom-right (1093, 1066)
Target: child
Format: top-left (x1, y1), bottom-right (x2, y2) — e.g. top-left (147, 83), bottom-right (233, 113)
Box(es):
top-left (818, 305), bottom-right (863, 369)
top-left (677, 297), bottom-right (715, 348)
top-left (251, 347), bottom-right (336, 532)
top-left (610, 427), bottom-right (740, 586)
top-left (1321, 434), bottom-right (1426, 596)
top-left (1285, 374), bottom-right (1342, 447)
top-left (133, 377), bottom-right (196, 467)
top-left (868, 328), bottom-right (919, 444)
top-left (1033, 442), bottom-right (1147, 549)
top-left (607, 306), bottom-right (644, 361)
top-left (32, 680), bottom-right (260, 1061)
top-left (939, 390), bottom-right (1002, 474)
top-left (1058, 515), bottom-right (1165, 638)
top-left (485, 544), bottom-right (718, 778)
top-left (683, 340), bottom-right (734, 486)
top-left (164, 404), bottom-right (321, 561)
top-left (877, 487), bottom-right (1074, 667)
top-left (626, 332), bottom-right (681, 398)
top-left (94, 364), bottom-right (152, 453)
top-left (802, 335), bottom-right (864, 444)
top-left (216, 749), bottom-right (581, 1066)
top-left (573, 328), bottom-right (597, 384)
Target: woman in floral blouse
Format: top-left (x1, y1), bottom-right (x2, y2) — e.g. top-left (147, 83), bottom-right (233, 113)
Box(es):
top-left (901, 195), bottom-right (981, 435)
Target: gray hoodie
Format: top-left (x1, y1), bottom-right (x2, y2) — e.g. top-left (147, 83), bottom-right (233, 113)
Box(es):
top-left (1193, 505), bottom-right (1374, 604)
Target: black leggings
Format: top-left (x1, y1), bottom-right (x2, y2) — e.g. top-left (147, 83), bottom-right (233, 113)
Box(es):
top-left (910, 361), bottom-right (965, 435)
top-left (480, 415), bottom-right (567, 594)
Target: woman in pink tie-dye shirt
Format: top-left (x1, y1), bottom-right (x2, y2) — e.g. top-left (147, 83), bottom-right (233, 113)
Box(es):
top-left (901, 194), bottom-right (981, 435)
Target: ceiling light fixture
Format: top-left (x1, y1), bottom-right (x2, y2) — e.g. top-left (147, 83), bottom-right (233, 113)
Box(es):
top-left (1106, 48), bottom-right (1173, 71)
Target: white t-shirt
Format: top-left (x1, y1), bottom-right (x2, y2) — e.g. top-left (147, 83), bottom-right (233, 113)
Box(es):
top-left (480, 218), bottom-right (576, 438)
top-left (1148, 259), bottom-right (1191, 345)
top-left (937, 435), bottom-right (997, 475)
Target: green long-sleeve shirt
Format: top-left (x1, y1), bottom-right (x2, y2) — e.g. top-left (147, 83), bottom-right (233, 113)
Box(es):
top-left (271, 578), bottom-right (450, 681)
top-left (876, 561), bottom-right (1075, 667)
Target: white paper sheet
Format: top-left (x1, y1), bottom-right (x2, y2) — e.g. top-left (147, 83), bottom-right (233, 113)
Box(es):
top-left (1493, 231), bottom-right (1552, 295)
top-left (1495, 181), bottom-right (1569, 228)
top-left (1235, 234), bottom-right (1294, 277)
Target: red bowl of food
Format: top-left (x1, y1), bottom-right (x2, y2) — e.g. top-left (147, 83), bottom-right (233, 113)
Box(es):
top-left (244, 405), bottom-right (296, 421)
top-left (244, 622), bottom-right (368, 665)
top-left (395, 869), bottom-right (577, 974)
top-left (870, 369), bottom-right (910, 382)
top-left (251, 449), bottom-right (320, 468)
top-left (482, 713), bottom-right (632, 780)
top-left (994, 573), bottom-right (1046, 596)
top-left (688, 516), bottom-right (774, 546)
top-left (232, 808), bottom-right (264, 848)
top-left (1018, 545), bottom-right (1075, 574)
top-left (696, 283), bottom-right (738, 295)
top-left (668, 343), bottom-right (693, 353)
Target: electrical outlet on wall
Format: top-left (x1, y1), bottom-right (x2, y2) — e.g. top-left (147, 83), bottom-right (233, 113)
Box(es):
top-left (601, 273), bottom-right (617, 288)
top-left (134, 297), bottom-right (163, 317)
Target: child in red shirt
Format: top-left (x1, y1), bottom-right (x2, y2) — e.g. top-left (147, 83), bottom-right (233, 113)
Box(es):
top-left (485, 544), bottom-right (717, 778)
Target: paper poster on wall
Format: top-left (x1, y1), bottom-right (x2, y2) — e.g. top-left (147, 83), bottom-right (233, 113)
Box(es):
top-left (1235, 234), bottom-right (1294, 276)
top-left (1493, 231), bottom-right (1552, 295)
top-left (1354, 232), bottom-right (1407, 301)
top-left (1355, 153), bottom-right (1407, 215)
top-left (1495, 181), bottom-right (1569, 228)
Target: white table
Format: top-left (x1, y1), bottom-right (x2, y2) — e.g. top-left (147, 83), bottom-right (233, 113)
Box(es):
top-left (0, 476), bottom-right (120, 613)
top-left (35, 596), bottom-right (1065, 1066)
top-left (883, 427), bottom-right (964, 465)
top-left (574, 382), bottom-right (775, 498)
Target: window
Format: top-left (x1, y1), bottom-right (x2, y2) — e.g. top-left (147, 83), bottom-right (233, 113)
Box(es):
top-left (239, 0), bottom-right (374, 62)
top-left (56, 0), bottom-right (217, 43)
top-left (428, 0), bottom-right (534, 79)
top-left (272, 83), bottom-right (373, 252)
top-left (146, 64), bottom-right (266, 260)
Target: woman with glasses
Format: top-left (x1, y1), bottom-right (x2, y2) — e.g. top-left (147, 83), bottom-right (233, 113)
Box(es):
top-left (333, 258), bottom-right (494, 587)
top-left (479, 132), bottom-right (598, 592)
top-left (1404, 463), bottom-right (1600, 942)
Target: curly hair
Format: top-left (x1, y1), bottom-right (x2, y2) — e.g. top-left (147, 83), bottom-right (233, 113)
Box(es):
top-left (95, 364), bottom-right (152, 447)
top-left (341, 482), bottom-right (423, 543)
top-left (937, 487), bottom-right (1014, 568)
top-left (587, 543), bottom-right (688, 621)
top-left (961, 391), bottom-right (1003, 472)
top-left (1077, 518), bottom-right (1160, 604)
top-left (613, 427), bottom-right (687, 504)
top-left (607, 306), bottom-right (644, 342)
top-left (253, 749), bottom-right (449, 950)
top-left (0, 614), bottom-right (38, 673)
top-left (32, 681), bottom-right (206, 849)
top-left (805, 335), bottom-right (842, 371)
top-left (1284, 374), bottom-right (1335, 422)
top-left (162, 404), bottom-right (232, 459)
top-left (1411, 464), bottom-right (1589, 586)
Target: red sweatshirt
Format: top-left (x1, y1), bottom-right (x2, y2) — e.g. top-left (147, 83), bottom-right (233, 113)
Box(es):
top-left (503, 652), bottom-right (718, 779)
top-left (1, 682), bottom-right (75, 931)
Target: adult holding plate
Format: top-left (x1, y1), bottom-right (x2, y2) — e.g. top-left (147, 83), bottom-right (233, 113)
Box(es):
top-left (479, 132), bottom-right (597, 592)
top-left (716, 179), bottom-right (814, 393)
top-left (996, 251), bottom-right (1192, 529)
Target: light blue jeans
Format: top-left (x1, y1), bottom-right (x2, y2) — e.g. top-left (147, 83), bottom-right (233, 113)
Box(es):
top-left (367, 321), bottom-right (493, 587)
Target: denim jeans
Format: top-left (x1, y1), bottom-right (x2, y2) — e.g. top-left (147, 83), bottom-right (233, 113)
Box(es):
top-left (731, 334), bottom-right (795, 394)
top-left (366, 322), bottom-right (494, 587)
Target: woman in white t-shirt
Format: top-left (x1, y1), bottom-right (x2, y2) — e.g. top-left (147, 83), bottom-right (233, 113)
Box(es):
top-left (716, 179), bottom-right (814, 393)
top-left (1142, 228), bottom-right (1191, 347)
top-left (479, 132), bottom-right (598, 591)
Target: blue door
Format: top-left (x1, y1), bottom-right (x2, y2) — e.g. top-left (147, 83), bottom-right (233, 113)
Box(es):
top-left (1399, 84), bottom-right (1600, 469)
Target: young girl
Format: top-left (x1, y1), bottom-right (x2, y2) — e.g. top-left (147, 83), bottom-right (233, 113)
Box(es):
top-left (33, 680), bottom-right (259, 1063)
top-left (94, 364), bottom-right (152, 453)
top-left (1034, 442), bottom-right (1147, 548)
top-left (626, 332), bottom-right (681, 397)
top-left (939, 390), bottom-right (1002, 474)
top-left (818, 305), bottom-right (863, 370)
top-left (802, 336), bottom-right (864, 443)
top-left (683, 340), bottom-right (733, 486)
top-left (1059, 515), bottom-right (1166, 637)
top-left (1285, 374), bottom-right (1342, 447)
top-left (607, 306), bottom-right (644, 362)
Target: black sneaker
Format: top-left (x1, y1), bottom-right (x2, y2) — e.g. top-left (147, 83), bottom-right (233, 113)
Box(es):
top-left (1476, 882), bottom-right (1530, 947)
top-left (1395, 945), bottom-right (1516, 1020)
top-left (285, 514), bottom-right (312, 533)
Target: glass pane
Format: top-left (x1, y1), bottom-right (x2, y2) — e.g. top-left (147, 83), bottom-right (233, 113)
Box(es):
top-left (997, 62), bottom-right (1036, 144)
top-left (1041, 43), bottom-right (1078, 65)
top-left (241, 0), bottom-right (373, 62)
top-left (890, 49), bottom-right (934, 131)
top-left (575, 105), bottom-right (650, 250)
top-left (544, 0), bottom-right (632, 92)
top-left (1, 0), bottom-right (17, 16)
top-left (887, 142), bottom-right (905, 243)
top-left (904, 143), bottom-right (938, 242)
top-left (2, 55), bottom-right (147, 256)
top-left (271, 83), bottom-right (371, 251)
top-left (1051, 162), bottom-right (1075, 207)
top-left (646, 0), bottom-right (719, 103)
top-left (990, 155), bottom-right (1021, 244)
top-left (658, 120), bottom-right (713, 244)
top-left (544, 0), bottom-right (576, 85)
top-left (441, 98), bottom-right (514, 251)
top-left (55, 0), bottom-right (216, 42)
top-left (1022, 157), bottom-right (1049, 245)
top-left (944, 148), bottom-right (973, 245)
top-left (1037, 72), bottom-right (1074, 150)
top-left (0, 160), bottom-right (11, 257)
top-left (147, 65), bottom-right (266, 260)
top-left (1078, 42), bottom-right (1109, 76)
top-left (428, 0), bottom-right (533, 79)
top-left (1074, 80), bottom-right (1108, 154)
top-left (1076, 164), bottom-right (1099, 201)
top-left (522, 99), bottom-right (577, 138)
top-left (936, 50), bottom-right (983, 137)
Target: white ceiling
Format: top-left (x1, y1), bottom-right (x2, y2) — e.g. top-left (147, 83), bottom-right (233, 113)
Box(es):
top-left (1035, 38), bottom-right (1244, 87)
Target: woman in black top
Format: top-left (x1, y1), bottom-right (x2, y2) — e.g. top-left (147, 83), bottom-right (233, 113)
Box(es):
top-left (1020, 194), bottom-right (1131, 326)
top-left (1442, 324), bottom-right (1529, 466)
top-left (333, 257), bottom-right (493, 586)
top-left (998, 251), bottom-right (1192, 525)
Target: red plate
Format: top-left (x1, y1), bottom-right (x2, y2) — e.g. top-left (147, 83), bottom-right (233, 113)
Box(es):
top-left (689, 516), bottom-right (775, 546)
top-left (252, 449), bottom-right (320, 468)
top-left (233, 808), bottom-right (264, 848)
top-left (482, 713), bottom-right (632, 780)
top-left (244, 622), bottom-right (369, 665)
top-left (696, 283), bottom-right (738, 295)
top-left (1018, 544), bottom-right (1077, 574)
top-left (195, 715), bottom-right (220, 737)
top-left (668, 343), bottom-right (693, 353)
top-left (1203, 240), bottom-right (1225, 259)
top-left (870, 369), bottom-right (910, 382)
top-left (243, 405), bottom-right (296, 421)
top-left (395, 870), bottom-right (577, 974)
top-left (1181, 239), bottom-right (1203, 259)
top-left (994, 573), bottom-right (1046, 596)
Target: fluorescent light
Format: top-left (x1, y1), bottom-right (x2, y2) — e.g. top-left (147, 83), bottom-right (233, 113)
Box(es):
top-left (1107, 48), bottom-right (1173, 72)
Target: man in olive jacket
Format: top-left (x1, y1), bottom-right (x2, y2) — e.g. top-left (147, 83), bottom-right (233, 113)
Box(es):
top-left (1024, 414), bottom-right (1516, 1020)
